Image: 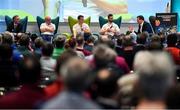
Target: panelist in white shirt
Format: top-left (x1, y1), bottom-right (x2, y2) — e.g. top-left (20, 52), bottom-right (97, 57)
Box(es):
top-left (100, 14), bottom-right (120, 39)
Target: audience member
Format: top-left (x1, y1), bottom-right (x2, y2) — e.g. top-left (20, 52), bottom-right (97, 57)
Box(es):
top-left (0, 55), bottom-right (45, 109)
top-left (134, 51), bottom-right (175, 109)
top-left (42, 57), bottom-right (100, 109)
top-left (52, 35), bottom-right (66, 59)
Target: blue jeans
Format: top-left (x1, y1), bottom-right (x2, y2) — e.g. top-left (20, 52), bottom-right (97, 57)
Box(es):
top-left (41, 35), bottom-right (54, 43)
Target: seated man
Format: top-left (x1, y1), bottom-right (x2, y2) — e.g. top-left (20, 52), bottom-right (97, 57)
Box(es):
top-left (100, 14), bottom-right (120, 39)
top-left (40, 16), bottom-right (56, 42)
top-left (73, 15), bottom-right (91, 41)
top-left (6, 15), bottom-right (23, 41)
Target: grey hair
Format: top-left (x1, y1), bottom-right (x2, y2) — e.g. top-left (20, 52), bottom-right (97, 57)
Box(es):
top-left (60, 57), bottom-right (91, 91)
top-left (133, 51), bottom-right (175, 100)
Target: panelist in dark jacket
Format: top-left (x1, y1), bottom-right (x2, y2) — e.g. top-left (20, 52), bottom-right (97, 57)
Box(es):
top-left (136, 15), bottom-right (153, 34)
top-left (7, 15), bottom-right (23, 33)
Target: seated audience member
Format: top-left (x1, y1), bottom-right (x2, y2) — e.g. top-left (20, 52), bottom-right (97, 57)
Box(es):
top-left (40, 16), bottom-right (55, 42)
top-left (42, 57), bottom-right (100, 109)
top-left (13, 34), bottom-right (32, 63)
top-left (0, 55), bottom-right (45, 109)
top-left (94, 64), bottom-right (124, 109)
top-left (118, 73), bottom-right (138, 109)
top-left (33, 37), bottom-right (44, 59)
top-left (100, 14), bottom-right (120, 39)
top-left (65, 38), bottom-right (85, 58)
top-left (6, 15), bottom-right (23, 41)
top-left (133, 51), bottom-right (175, 109)
top-left (76, 35), bottom-right (91, 56)
top-left (52, 35), bottom-right (66, 59)
top-left (44, 49), bottom-right (78, 99)
top-left (40, 43), bottom-right (56, 80)
top-left (121, 35), bottom-right (136, 70)
top-left (115, 34), bottom-right (125, 56)
top-left (73, 15), bottom-right (91, 41)
top-left (84, 36), bottom-right (95, 52)
top-left (92, 44), bottom-right (129, 74)
top-left (165, 33), bottom-right (180, 65)
top-left (0, 44), bottom-right (18, 87)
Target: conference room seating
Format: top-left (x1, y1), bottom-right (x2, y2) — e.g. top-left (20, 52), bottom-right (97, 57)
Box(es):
top-left (5, 15), bottom-right (28, 33)
top-left (36, 16), bottom-right (59, 35)
top-left (99, 16), bottom-right (122, 28)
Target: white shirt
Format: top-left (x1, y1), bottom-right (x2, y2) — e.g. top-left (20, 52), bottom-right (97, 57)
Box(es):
top-left (140, 21), bottom-right (144, 33)
top-left (73, 23), bottom-right (90, 35)
top-left (40, 23), bottom-right (56, 35)
top-left (101, 22), bottom-right (120, 36)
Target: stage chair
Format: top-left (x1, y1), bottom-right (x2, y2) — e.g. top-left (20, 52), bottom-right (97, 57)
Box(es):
top-left (149, 16), bottom-right (156, 34)
top-left (99, 16), bottom-right (122, 28)
top-left (5, 15), bottom-right (28, 33)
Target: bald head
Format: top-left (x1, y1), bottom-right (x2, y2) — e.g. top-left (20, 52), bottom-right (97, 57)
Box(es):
top-left (45, 16), bottom-right (51, 25)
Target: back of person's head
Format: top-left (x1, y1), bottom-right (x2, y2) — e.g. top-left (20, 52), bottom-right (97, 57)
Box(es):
top-left (0, 43), bottom-right (12, 60)
top-left (2, 33), bottom-right (13, 45)
top-left (151, 35), bottom-right (161, 43)
top-left (53, 35), bottom-right (66, 48)
top-left (65, 38), bottom-right (76, 49)
top-left (116, 36), bottom-right (123, 46)
top-left (34, 37), bottom-right (44, 49)
top-left (98, 38), bottom-right (115, 49)
top-left (30, 34), bottom-right (39, 43)
top-left (93, 44), bottom-right (117, 69)
top-left (137, 32), bottom-right (149, 44)
top-left (19, 34), bottom-right (30, 47)
top-left (18, 55), bottom-right (41, 84)
top-left (60, 57), bottom-right (91, 92)
top-left (122, 35), bottom-right (134, 47)
top-left (86, 36), bottom-right (95, 44)
top-left (133, 51), bottom-right (175, 101)
top-left (42, 43), bottom-right (54, 57)
top-left (95, 64), bottom-right (124, 98)
top-left (76, 35), bottom-right (84, 46)
top-left (55, 49), bottom-right (77, 74)
top-left (167, 33), bottom-right (178, 46)
top-left (148, 41), bottom-right (163, 51)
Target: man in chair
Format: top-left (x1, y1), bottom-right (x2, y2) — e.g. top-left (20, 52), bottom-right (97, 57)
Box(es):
top-left (73, 15), bottom-right (91, 41)
top-left (6, 15), bottom-right (23, 41)
top-left (100, 14), bottom-right (120, 40)
top-left (40, 16), bottom-right (56, 42)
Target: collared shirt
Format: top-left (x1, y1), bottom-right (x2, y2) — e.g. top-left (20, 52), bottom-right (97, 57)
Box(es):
top-left (101, 22), bottom-right (120, 36)
top-left (40, 23), bottom-right (56, 35)
top-left (73, 23), bottom-right (90, 35)
top-left (140, 21), bottom-right (144, 33)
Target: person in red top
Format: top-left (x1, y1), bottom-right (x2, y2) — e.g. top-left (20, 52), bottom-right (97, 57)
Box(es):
top-left (76, 35), bottom-right (92, 56)
top-left (165, 34), bottom-right (180, 65)
top-left (0, 55), bottom-right (45, 109)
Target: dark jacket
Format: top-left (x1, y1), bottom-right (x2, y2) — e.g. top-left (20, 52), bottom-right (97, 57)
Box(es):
top-left (7, 22), bottom-right (23, 33)
top-left (137, 21), bottom-right (153, 34)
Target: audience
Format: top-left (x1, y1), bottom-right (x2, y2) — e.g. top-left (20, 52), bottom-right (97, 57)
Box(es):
top-left (0, 13), bottom-right (180, 109)
top-left (0, 55), bottom-right (45, 109)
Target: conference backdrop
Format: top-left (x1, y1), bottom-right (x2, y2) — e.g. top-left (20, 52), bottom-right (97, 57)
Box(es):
top-left (171, 0), bottom-right (180, 32)
top-left (0, 0), bottom-right (170, 22)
